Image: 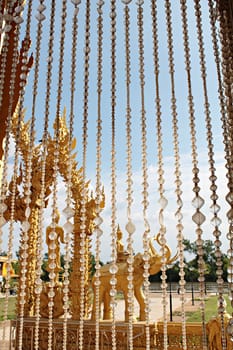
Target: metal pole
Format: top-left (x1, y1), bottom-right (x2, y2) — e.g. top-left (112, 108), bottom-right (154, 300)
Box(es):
top-left (191, 281), bottom-right (194, 306)
top-left (169, 280), bottom-right (173, 322)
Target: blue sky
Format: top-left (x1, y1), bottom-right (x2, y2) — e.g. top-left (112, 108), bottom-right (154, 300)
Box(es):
top-left (7, 0), bottom-right (228, 261)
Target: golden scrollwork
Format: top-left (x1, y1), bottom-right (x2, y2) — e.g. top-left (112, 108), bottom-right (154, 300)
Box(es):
top-left (8, 109), bottom-right (103, 319)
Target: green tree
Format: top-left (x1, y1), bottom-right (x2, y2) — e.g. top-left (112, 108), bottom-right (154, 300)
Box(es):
top-left (90, 254), bottom-right (104, 277)
top-left (183, 238), bottom-right (228, 282)
top-left (0, 251), bottom-right (7, 256)
top-left (149, 239), bottom-right (228, 283)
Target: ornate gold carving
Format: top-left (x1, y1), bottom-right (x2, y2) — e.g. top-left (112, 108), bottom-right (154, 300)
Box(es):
top-left (0, 2), bottom-right (33, 161)
top-left (7, 110), bottom-right (101, 319)
top-left (13, 319), bottom-right (156, 350)
top-left (40, 283), bottom-right (64, 319)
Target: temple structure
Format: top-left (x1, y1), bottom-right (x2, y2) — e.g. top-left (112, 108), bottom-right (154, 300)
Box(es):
top-left (0, 1), bottom-right (233, 349)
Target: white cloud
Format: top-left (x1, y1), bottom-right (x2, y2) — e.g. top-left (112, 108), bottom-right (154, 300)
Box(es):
top-left (96, 150), bottom-right (229, 262)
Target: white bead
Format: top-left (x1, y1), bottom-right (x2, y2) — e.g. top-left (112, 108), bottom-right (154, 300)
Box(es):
top-left (71, 0), bottom-right (81, 5)
top-left (37, 4), bottom-right (46, 12)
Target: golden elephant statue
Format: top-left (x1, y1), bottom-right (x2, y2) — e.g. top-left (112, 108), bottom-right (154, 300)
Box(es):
top-left (207, 313), bottom-right (233, 350)
top-left (91, 233), bottom-right (177, 322)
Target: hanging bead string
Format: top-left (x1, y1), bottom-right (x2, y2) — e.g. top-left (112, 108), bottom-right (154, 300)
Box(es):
top-left (38, 1), bottom-right (56, 349)
top-left (192, 1), bottom-right (208, 348)
top-left (122, 1), bottom-right (135, 349)
top-left (109, 1), bottom-right (117, 349)
top-left (0, 1), bottom-right (14, 113)
top-left (218, 6), bottom-right (233, 339)
top-left (137, 2), bottom-right (151, 349)
top-left (195, 1), bottom-right (223, 348)
top-left (150, 1), bottom-right (168, 348)
top-left (2, 1), bottom-right (25, 334)
top-left (55, 0), bottom-right (67, 124)
top-left (180, 3), bottom-right (209, 347)
top-left (164, 2), bottom-right (186, 349)
top-left (94, 1), bottom-right (104, 349)
top-left (0, 0), bottom-right (4, 42)
top-left (179, 2), bottom-right (199, 347)
top-left (0, 0), bottom-right (19, 254)
top-left (15, 1), bottom-right (33, 349)
top-left (47, 0), bottom-right (67, 349)
top-left (30, 3), bottom-right (46, 350)
top-left (208, 1), bottom-right (228, 348)
top-left (62, 2), bottom-right (80, 349)
top-left (79, 1), bottom-right (91, 349)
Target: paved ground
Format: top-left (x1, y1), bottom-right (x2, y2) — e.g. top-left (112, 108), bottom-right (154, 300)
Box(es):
top-left (114, 292), bottom-right (193, 322)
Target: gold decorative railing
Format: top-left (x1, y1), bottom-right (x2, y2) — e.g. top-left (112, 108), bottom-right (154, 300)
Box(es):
top-left (9, 318), bottom-right (233, 350)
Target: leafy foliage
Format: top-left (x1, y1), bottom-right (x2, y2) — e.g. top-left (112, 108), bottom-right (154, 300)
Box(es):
top-left (150, 239), bottom-right (228, 282)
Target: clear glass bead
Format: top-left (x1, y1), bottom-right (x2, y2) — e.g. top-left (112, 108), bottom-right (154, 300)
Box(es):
top-left (0, 203), bottom-right (7, 212)
top-left (71, 0), bottom-right (82, 5)
top-left (37, 4), bottom-right (46, 12)
top-left (94, 227), bottom-right (103, 237)
top-left (25, 207), bottom-right (31, 218)
top-left (35, 13), bottom-right (45, 21)
top-left (63, 221), bottom-right (74, 233)
top-left (48, 290), bottom-right (55, 298)
top-left (63, 205), bottom-right (75, 219)
top-left (94, 216), bottom-right (103, 226)
top-left (158, 196), bottom-right (168, 209)
top-left (49, 272), bottom-right (56, 280)
top-left (0, 216), bottom-right (6, 227)
top-left (110, 277), bottom-right (117, 286)
top-left (192, 211), bottom-right (205, 225)
top-left (210, 203), bottom-right (220, 214)
top-left (125, 221), bottom-right (136, 234)
top-left (192, 195), bottom-right (204, 209)
top-left (121, 0), bottom-right (132, 4)
top-left (109, 264), bottom-right (118, 274)
top-left (14, 16), bottom-right (24, 24)
top-left (211, 216), bottom-right (222, 227)
top-left (110, 289), bottom-right (116, 297)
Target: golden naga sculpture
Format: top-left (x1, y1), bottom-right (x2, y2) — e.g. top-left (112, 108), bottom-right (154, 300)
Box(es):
top-left (7, 110), bottom-right (103, 318)
top-left (92, 232), bottom-right (177, 322)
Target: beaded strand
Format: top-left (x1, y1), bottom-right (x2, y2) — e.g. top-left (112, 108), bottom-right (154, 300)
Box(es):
top-left (39, 1), bottom-right (56, 349)
top-left (164, 1), bottom-right (186, 348)
top-left (151, 1), bottom-right (168, 347)
top-left (32, 3), bottom-right (47, 349)
top-left (136, 2), bottom-right (151, 349)
top-left (208, 1), bottom-right (228, 348)
top-left (79, 1), bottom-right (91, 349)
top-left (2, 1), bottom-right (25, 337)
top-left (109, 1), bottom-right (118, 349)
top-left (15, 1), bottom-right (33, 348)
top-left (122, 1), bottom-right (135, 349)
top-left (62, 1), bottom-right (81, 349)
top-left (94, 1), bottom-right (104, 349)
